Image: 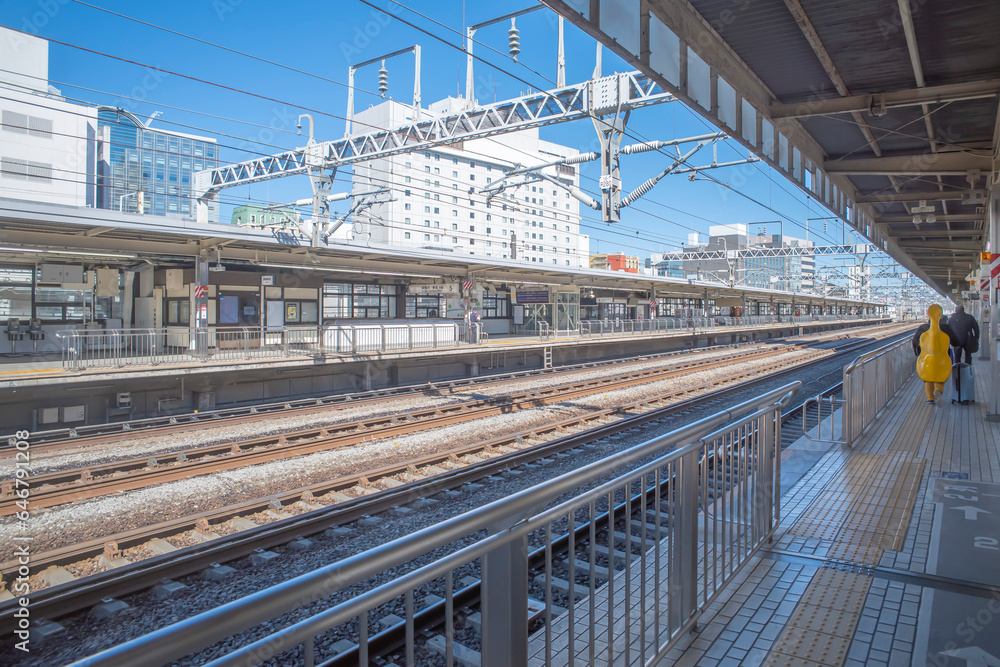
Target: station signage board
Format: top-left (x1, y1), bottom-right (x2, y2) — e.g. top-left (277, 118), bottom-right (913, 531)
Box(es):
top-left (409, 283), bottom-right (459, 295)
top-left (596, 297), bottom-right (626, 304)
top-left (261, 275), bottom-right (275, 286)
top-left (515, 290), bottom-right (550, 304)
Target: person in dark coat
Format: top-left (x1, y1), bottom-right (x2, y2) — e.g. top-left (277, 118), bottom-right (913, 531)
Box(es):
top-left (912, 314), bottom-right (960, 357)
top-left (947, 304), bottom-right (981, 364)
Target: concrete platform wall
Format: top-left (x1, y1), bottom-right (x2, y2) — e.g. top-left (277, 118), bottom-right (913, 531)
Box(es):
top-left (1, 319), bottom-right (888, 433)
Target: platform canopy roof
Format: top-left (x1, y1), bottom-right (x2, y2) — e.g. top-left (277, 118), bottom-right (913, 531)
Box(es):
top-left (0, 198), bottom-right (879, 307)
top-left (541, 0), bottom-right (1000, 297)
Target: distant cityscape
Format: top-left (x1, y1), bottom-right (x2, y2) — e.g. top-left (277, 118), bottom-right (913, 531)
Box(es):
top-left (0, 25), bottom-right (920, 310)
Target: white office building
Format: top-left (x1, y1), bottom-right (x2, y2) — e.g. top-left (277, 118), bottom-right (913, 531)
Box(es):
top-left (0, 27), bottom-right (97, 208)
top-left (348, 98), bottom-right (589, 266)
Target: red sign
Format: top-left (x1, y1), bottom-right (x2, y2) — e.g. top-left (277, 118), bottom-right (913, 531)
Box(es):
top-left (193, 285), bottom-right (207, 299)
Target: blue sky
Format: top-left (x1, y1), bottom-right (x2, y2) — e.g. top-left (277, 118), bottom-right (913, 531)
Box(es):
top-left (0, 0), bottom-right (864, 259)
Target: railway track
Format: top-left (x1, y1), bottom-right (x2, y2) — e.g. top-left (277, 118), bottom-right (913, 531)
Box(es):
top-left (0, 329), bottom-right (912, 634)
top-left (2, 321), bottom-right (908, 452)
top-left (329, 376), bottom-right (852, 666)
top-left (0, 342), bottom-right (820, 514)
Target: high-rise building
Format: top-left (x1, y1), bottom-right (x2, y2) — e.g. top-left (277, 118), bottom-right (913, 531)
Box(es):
top-left (590, 252), bottom-right (640, 272)
top-left (648, 253), bottom-right (684, 278)
top-left (0, 27), bottom-right (96, 208)
top-left (231, 204), bottom-right (298, 229)
top-left (96, 107), bottom-right (220, 222)
top-left (348, 98), bottom-right (589, 266)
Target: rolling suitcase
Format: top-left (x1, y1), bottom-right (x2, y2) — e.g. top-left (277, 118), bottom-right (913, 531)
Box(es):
top-left (951, 362), bottom-right (975, 404)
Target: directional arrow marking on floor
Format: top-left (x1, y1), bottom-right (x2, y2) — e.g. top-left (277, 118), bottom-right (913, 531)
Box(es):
top-left (940, 646), bottom-right (1000, 667)
top-left (951, 505), bottom-right (991, 520)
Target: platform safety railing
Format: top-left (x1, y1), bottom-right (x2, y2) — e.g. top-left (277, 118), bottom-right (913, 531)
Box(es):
top-left (840, 336), bottom-right (915, 446)
top-left (801, 336), bottom-right (914, 446)
top-left (73, 382), bottom-right (800, 667)
top-left (56, 323), bottom-right (464, 370)
top-left (575, 314), bottom-right (871, 338)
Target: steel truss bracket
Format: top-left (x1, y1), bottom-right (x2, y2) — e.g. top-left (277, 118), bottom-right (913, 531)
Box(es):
top-left (593, 104), bottom-right (629, 223)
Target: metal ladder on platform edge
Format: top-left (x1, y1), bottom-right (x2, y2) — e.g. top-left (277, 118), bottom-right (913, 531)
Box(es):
top-left (543, 346), bottom-right (552, 369)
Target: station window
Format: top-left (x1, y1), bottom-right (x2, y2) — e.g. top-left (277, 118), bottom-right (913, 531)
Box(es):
top-left (322, 282), bottom-right (395, 320)
top-left (165, 298), bottom-right (190, 325)
top-left (405, 295), bottom-right (443, 318)
top-left (0, 266), bottom-right (33, 320)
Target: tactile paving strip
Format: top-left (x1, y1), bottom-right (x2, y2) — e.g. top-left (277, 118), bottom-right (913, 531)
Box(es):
top-left (764, 569), bottom-right (871, 667)
top-left (766, 445), bottom-right (925, 666)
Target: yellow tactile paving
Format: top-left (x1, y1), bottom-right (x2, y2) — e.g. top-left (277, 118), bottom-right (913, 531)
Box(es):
top-left (766, 435), bottom-right (926, 666)
top-left (789, 603), bottom-right (860, 638)
top-left (765, 570), bottom-right (871, 667)
top-left (768, 625), bottom-right (853, 665)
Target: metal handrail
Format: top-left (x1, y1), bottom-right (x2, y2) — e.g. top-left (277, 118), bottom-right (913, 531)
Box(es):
top-left (840, 336), bottom-right (915, 445)
top-left (72, 381), bottom-right (801, 667)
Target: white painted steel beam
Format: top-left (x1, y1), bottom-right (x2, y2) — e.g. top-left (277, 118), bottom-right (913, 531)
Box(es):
top-left (538, 0), bottom-right (942, 295)
top-left (824, 153), bottom-right (993, 176)
top-left (193, 72), bottom-right (674, 199)
top-left (769, 80), bottom-right (1000, 119)
top-left (855, 190), bottom-right (986, 204)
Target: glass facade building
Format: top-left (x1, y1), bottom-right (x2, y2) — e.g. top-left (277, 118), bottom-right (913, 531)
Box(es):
top-left (96, 108), bottom-right (219, 222)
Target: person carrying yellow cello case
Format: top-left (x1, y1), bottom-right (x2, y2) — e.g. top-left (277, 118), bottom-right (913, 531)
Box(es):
top-left (948, 304), bottom-right (980, 404)
top-left (912, 304), bottom-right (958, 407)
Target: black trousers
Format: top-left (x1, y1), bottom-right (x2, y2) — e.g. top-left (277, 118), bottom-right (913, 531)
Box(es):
top-left (953, 345), bottom-right (973, 365)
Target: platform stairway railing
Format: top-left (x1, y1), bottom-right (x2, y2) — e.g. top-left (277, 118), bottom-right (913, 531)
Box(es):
top-left (801, 336), bottom-right (914, 446)
top-left (73, 382), bottom-right (800, 667)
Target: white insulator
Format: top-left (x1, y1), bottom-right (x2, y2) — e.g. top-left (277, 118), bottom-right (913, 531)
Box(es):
top-left (566, 151), bottom-right (599, 165)
top-left (377, 65), bottom-right (388, 98)
top-left (619, 140), bottom-right (668, 156)
top-left (621, 177), bottom-right (658, 207)
top-left (508, 21), bottom-right (520, 61)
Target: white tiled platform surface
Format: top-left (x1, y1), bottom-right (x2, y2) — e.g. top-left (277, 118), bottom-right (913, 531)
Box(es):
top-left (657, 357), bottom-right (1000, 667)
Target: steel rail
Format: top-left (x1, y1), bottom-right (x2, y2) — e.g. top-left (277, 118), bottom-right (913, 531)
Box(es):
top-left (0, 345), bottom-right (806, 514)
top-left (1, 322), bottom-right (907, 451)
top-left (331, 377), bottom-right (848, 666)
top-left (0, 333), bottom-right (907, 633)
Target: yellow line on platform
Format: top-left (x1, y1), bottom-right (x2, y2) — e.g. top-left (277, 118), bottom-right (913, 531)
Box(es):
top-left (0, 369), bottom-right (61, 375)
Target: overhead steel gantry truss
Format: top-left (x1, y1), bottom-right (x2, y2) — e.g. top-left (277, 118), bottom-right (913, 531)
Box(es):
top-left (662, 244), bottom-right (881, 261)
top-left (536, 0), bottom-right (991, 296)
top-left (192, 71), bottom-right (674, 207)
